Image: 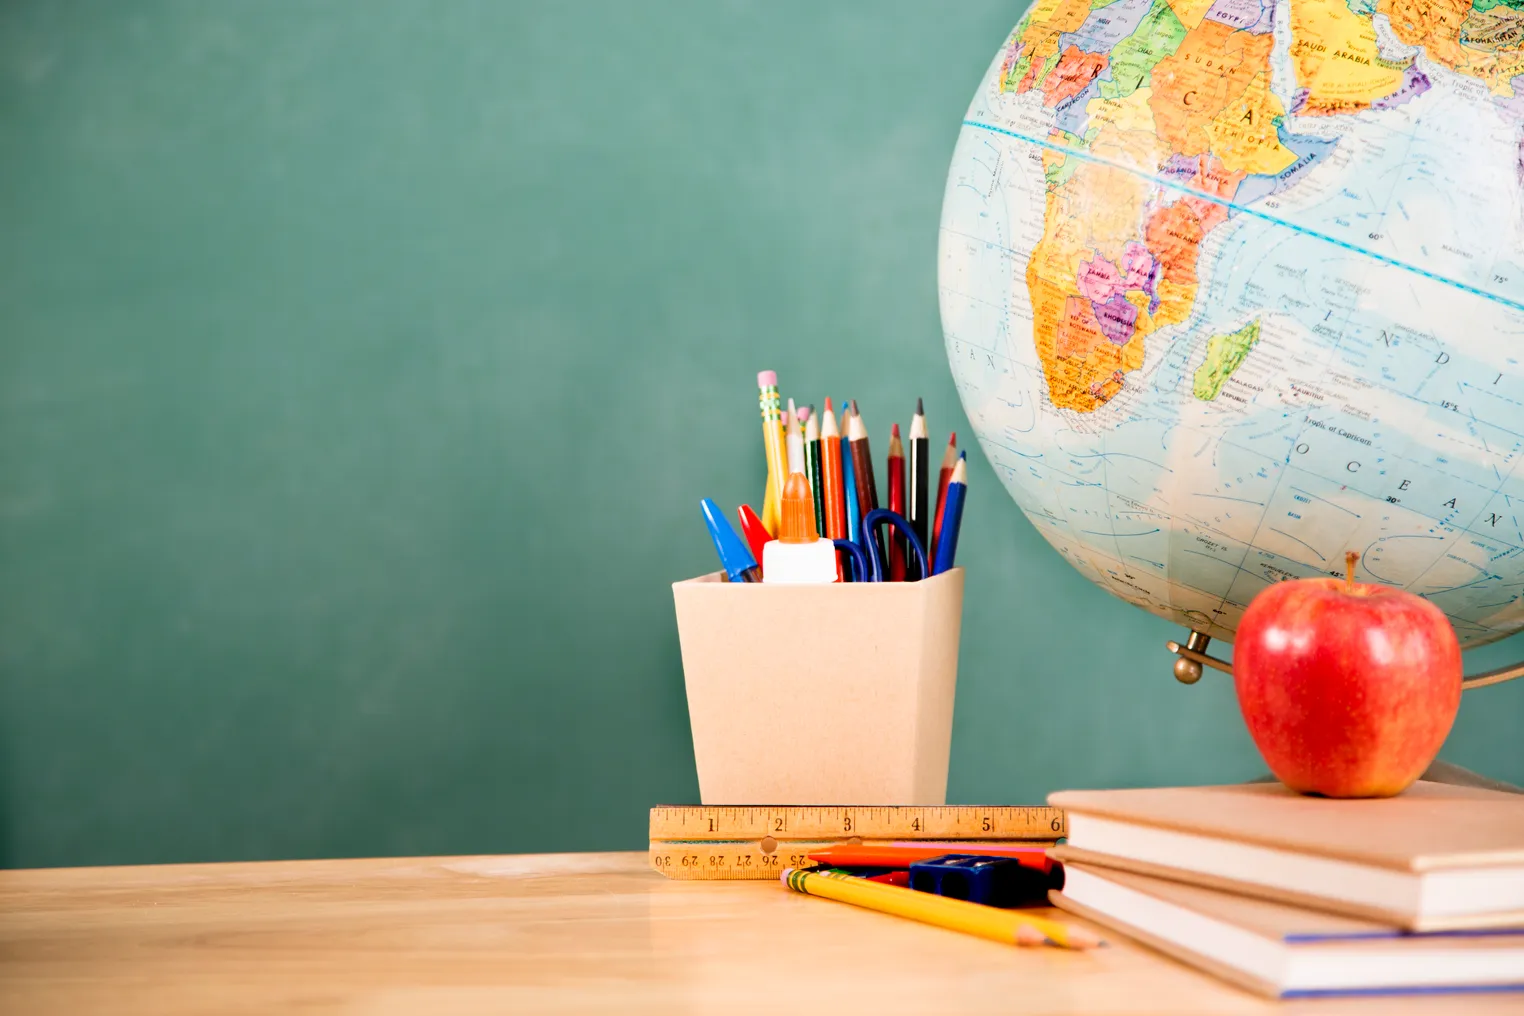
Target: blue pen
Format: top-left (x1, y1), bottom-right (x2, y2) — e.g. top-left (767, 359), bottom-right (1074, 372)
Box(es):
top-left (932, 453), bottom-right (966, 576)
top-left (701, 498), bottom-right (760, 582)
top-left (842, 404), bottom-right (861, 546)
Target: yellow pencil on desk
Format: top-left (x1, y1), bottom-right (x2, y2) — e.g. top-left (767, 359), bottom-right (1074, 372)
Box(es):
top-left (782, 867), bottom-right (1101, 950)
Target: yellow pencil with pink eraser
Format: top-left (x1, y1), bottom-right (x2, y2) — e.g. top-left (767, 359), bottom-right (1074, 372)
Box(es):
top-left (757, 371), bottom-right (787, 536)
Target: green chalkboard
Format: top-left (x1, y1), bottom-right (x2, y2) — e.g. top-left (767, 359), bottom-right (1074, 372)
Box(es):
top-left (1, 1), bottom-right (1520, 867)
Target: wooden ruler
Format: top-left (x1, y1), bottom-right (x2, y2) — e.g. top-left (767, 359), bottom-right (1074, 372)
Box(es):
top-left (649, 839), bottom-right (1059, 881)
top-left (650, 805), bottom-right (1065, 842)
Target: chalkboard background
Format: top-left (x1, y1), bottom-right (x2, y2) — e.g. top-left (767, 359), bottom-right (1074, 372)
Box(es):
top-left (2, 1), bottom-right (1519, 868)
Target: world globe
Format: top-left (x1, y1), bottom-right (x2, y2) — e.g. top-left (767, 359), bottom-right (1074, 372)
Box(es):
top-left (939, 0), bottom-right (1524, 677)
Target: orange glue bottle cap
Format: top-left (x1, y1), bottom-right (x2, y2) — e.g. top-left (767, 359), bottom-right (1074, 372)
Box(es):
top-left (779, 472), bottom-right (819, 544)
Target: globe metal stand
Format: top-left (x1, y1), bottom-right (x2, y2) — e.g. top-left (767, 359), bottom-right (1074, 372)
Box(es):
top-left (1166, 631), bottom-right (1524, 690)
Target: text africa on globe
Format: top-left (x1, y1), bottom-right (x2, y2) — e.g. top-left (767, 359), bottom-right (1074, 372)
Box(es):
top-left (941, 0), bottom-right (1524, 656)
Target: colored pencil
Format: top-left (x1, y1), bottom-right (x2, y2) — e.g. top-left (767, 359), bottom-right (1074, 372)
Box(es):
top-left (782, 867), bottom-right (1100, 950)
top-left (804, 408), bottom-right (825, 539)
top-left (785, 397), bottom-right (805, 477)
top-left (931, 432), bottom-right (957, 560)
top-left (908, 399), bottom-right (929, 552)
top-left (841, 406), bottom-right (861, 546)
top-left (887, 423), bottom-right (906, 581)
top-left (820, 399), bottom-right (847, 541)
top-left (933, 453), bottom-right (967, 576)
top-left (847, 400), bottom-right (880, 556)
top-left (807, 844), bottom-right (1053, 869)
top-left (758, 372), bottom-right (788, 537)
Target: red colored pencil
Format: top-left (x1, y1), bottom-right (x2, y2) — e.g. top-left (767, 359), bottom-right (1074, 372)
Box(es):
top-left (931, 432), bottom-right (958, 560)
top-left (807, 843), bottom-right (1053, 871)
top-left (887, 423), bottom-right (906, 580)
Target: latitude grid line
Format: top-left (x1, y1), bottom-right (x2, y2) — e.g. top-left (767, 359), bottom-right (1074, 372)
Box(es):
top-left (941, 231), bottom-right (1524, 471)
top-left (960, 118), bottom-right (1524, 315)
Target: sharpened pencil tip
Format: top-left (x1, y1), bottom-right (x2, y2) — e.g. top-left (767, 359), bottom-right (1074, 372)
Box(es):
top-left (950, 431), bottom-right (957, 445)
top-left (1068, 927), bottom-right (1103, 949)
top-left (916, 396), bottom-right (924, 415)
top-left (891, 422), bottom-right (900, 437)
top-left (850, 398), bottom-right (859, 416)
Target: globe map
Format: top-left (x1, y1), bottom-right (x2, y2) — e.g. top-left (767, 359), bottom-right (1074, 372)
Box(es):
top-left (940, 0), bottom-right (1524, 647)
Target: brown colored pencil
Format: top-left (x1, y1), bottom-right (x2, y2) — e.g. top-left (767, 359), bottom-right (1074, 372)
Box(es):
top-left (848, 400), bottom-right (880, 557)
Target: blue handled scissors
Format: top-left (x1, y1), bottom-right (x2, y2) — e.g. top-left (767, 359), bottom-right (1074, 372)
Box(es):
top-left (833, 509), bottom-right (928, 582)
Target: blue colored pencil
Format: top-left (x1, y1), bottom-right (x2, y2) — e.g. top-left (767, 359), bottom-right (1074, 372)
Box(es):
top-left (932, 453), bottom-right (966, 576)
top-left (842, 403), bottom-right (861, 545)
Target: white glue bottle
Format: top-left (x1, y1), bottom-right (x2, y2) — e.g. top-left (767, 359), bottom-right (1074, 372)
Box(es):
top-left (763, 472), bottom-right (838, 583)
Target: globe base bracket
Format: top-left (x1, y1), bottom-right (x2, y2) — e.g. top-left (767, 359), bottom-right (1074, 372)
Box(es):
top-left (1165, 629), bottom-right (1524, 690)
top-left (1166, 630), bottom-right (1230, 685)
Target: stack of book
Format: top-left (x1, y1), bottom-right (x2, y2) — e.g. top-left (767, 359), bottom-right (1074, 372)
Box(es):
top-left (1047, 781), bottom-right (1524, 999)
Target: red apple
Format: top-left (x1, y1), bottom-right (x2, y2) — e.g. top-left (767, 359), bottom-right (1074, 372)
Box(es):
top-left (1234, 552), bottom-right (1462, 798)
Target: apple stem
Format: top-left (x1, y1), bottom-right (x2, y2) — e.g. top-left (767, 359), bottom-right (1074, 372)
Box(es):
top-left (1345, 550), bottom-right (1358, 593)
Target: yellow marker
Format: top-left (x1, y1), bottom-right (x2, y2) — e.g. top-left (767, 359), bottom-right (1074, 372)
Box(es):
top-left (757, 371), bottom-right (787, 536)
top-left (782, 867), bottom-right (1101, 950)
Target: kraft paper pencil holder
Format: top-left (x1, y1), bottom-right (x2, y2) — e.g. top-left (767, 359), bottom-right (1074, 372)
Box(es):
top-left (670, 567), bottom-right (963, 805)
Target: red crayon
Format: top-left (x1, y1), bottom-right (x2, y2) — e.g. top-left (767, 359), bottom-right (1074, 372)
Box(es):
top-left (736, 504), bottom-right (771, 577)
top-left (932, 433), bottom-right (958, 560)
top-left (887, 423), bottom-right (906, 580)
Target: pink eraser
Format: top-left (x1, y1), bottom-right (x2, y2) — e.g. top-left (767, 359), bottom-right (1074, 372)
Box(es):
top-left (757, 370), bottom-right (777, 387)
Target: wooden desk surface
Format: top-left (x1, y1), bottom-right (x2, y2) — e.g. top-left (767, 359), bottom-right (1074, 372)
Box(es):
top-left (1, 851), bottom-right (1518, 1015)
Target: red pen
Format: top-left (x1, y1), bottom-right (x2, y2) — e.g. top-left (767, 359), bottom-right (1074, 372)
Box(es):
top-left (887, 423), bottom-right (906, 580)
top-left (736, 504), bottom-right (771, 577)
